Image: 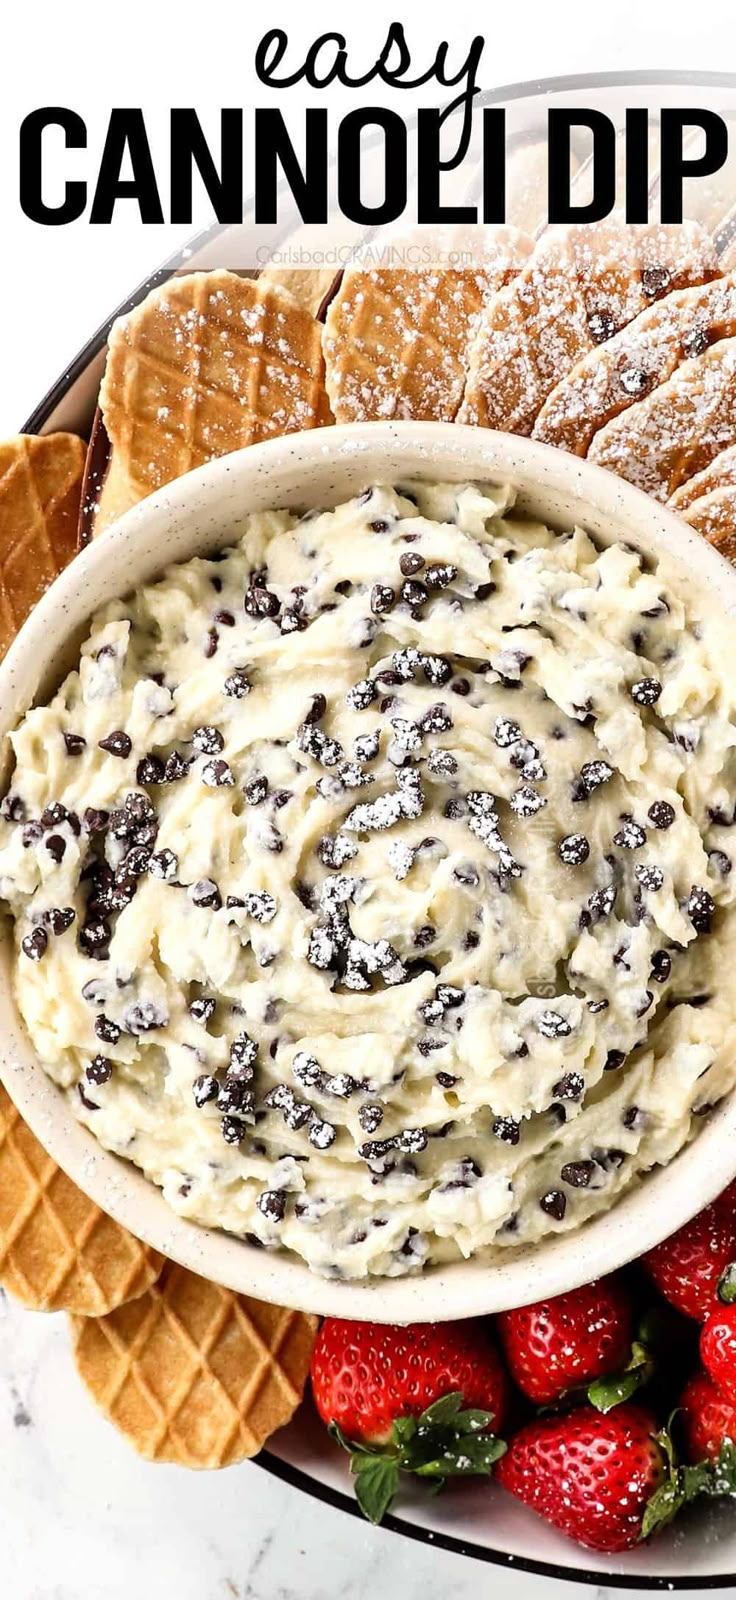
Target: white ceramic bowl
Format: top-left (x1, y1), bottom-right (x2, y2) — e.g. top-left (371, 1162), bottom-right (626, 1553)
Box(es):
top-left (2, 420), bottom-right (736, 1322)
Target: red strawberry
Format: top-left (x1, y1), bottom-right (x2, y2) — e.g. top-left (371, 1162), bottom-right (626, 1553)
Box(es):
top-left (497, 1277), bottom-right (632, 1404)
top-left (496, 1403), bottom-right (666, 1552)
top-left (679, 1368), bottom-right (736, 1462)
top-left (311, 1318), bottom-right (510, 1522)
top-left (643, 1181), bottom-right (736, 1320)
top-left (701, 1305), bottom-right (736, 1402)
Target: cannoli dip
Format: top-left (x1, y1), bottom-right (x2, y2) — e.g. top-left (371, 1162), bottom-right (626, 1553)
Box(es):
top-left (2, 481), bottom-right (736, 1279)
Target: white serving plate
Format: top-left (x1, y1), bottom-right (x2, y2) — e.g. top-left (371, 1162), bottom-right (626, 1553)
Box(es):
top-left (15, 69), bottom-right (736, 1588)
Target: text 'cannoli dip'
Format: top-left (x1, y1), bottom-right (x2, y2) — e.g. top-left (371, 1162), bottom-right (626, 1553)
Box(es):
top-left (1, 481), bottom-right (736, 1279)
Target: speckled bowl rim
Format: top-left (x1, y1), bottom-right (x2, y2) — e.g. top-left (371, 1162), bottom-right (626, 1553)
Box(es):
top-left (2, 420), bottom-right (736, 1321)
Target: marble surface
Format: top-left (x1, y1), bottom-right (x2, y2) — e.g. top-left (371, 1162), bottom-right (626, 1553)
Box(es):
top-left (1, 1283), bottom-right (613, 1600)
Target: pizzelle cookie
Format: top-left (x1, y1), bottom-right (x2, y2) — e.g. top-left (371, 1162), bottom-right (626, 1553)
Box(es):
top-left (71, 1262), bottom-right (318, 1467)
top-left (0, 1084), bottom-right (163, 1314)
top-left (679, 484), bottom-right (736, 562)
top-left (322, 227), bottom-right (532, 423)
top-left (588, 335), bottom-right (736, 500)
top-left (100, 270), bottom-right (333, 499)
top-left (458, 219), bottom-right (719, 436)
top-left (533, 275), bottom-right (736, 455)
top-left (669, 443), bottom-right (736, 511)
top-left (0, 432), bottom-right (85, 659)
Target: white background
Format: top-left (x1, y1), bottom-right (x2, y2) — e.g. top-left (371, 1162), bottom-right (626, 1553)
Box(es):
top-left (2, 5), bottom-right (736, 1597)
top-left (1, 0), bottom-right (736, 430)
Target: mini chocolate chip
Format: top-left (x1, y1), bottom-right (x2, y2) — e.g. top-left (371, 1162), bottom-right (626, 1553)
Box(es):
top-left (221, 1116), bottom-right (247, 1145)
top-left (369, 518), bottom-right (390, 534)
top-left (214, 609), bottom-right (235, 626)
top-left (244, 585), bottom-right (280, 618)
top-left (63, 732), bottom-right (86, 756)
top-left (641, 264), bottom-right (671, 298)
top-left (244, 776), bottom-right (268, 805)
top-left (192, 1074), bottom-right (219, 1107)
top-left (561, 1160), bottom-right (597, 1188)
top-left (137, 755), bottom-right (165, 784)
top-left (686, 885), bottom-right (715, 934)
top-left (45, 834), bottom-right (66, 864)
top-left (304, 693), bottom-right (327, 726)
top-left (98, 731), bottom-right (132, 759)
top-left (86, 1055), bottom-right (113, 1085)
top-left (613, 821), bottom-right (646, 849)
top-left (552, 1072), bottom-right (584, 1101)
top-left (371, 583), bottom-right (395, 614)
top-left (257, 1189), bottom-right (286, 1222)
top-left (201, 759), bottom-right (233, 787)
top-left (192, 725), bottom-right (224, 755)
top-left (648, 800), bottom-right (675, 830)
top-left (190, 879), bottom-right (222, 909)
top-left (401, 579), bottom-right (428, 609)
top-left (400, 552), bottom-right (425, 575)
top-left (623, 1105), bottom-right (642, 1130)
top-left (79, 919), bottom-right (111, 958)
top-left (358, 1104), bottom-right (384, 1134)
top-left (540, 1189), bottom-right (567, 1220)
top-left (650, 949), bottom-right (672, 983)
top-left (45, 906), bottom-right (75, 935)
top-left (605, 1049), bottom-right (626, 1071)
top-left (588, 309), bottom-right (616, 343)
top-left (493, 1116), bottom-right (520, 1145)
top-left (149, 849), bottom-right (178, 882)
top-left (224, 669), bottom-right (251, 699)
top-left (635, 863), bottom-right (664, 891)
top-left (95, 1015), bottom-right (121, 1044)
top-left (630, 677), bottom-right (662, 706)
top-left (190, 996), bottom-right (216, 1024)
top-left (21, 927), bottom-right (48, 960)
top-left (558, 833), bottom-right (590, 866)
top-left (436, 1071), bottom-right (457, 1089)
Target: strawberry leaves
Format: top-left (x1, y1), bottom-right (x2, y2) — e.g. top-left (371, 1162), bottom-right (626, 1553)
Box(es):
top-left (589, 1341), bottom-right (655, 1414)
top-left (642, 1431), bottom-right (736, 1540)
top-left (329, 1391), bottom-right (507, 1523)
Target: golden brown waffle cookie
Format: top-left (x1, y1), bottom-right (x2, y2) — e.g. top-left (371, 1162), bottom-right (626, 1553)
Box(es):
top-left (679, 485), bottom-right (736, 562)
top-left (0, 1084), bottom-right (163, 1313)
top-left (91, 449), bottom-right (141, 537)
top-left (0, 432), bottom-right (85, 659)
top-left (258, 264), bottom-right (340, 317)
top-left (458, 219), bottom-right (719, 436)
top-left (588, 335), bottom-right (736, 501)
top-left (100, 270), bottom-right (333, 499)
top-left (322, 229), bottom-right (532, 424)
top-left (533, 275), bottom-right (736, 455)
top-left (669, 444), bottom-right (736, 511)
top-left (71, 1262), bottom-right (318, 1467)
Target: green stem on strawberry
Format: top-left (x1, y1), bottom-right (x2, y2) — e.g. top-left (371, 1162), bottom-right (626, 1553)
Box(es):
top-left (642, 1427), bottom-right (736, 1539)
top-left (717, 1263), bottom-right (736, 1304)
top-left (329, 1391), bottom-right (507, 1524)
top-left (588, 1341), bottom-right (655, 1414)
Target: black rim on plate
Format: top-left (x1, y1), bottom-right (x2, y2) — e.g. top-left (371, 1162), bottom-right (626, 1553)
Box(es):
top-left (19, 67), bottom-right (736, 1587)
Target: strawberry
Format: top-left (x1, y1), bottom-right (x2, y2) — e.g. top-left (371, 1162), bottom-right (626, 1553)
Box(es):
top-left (701, 1305), bottom-right (736, 1402)
top-left (642, 1181), bottom-right (736, 1320)
top-left (679, 1368), bottom-right (736, 1462)
top-left (310, 1318), bottom-right (510, 1522)
top-left (497, 1277), bottom-right (633, 1404)
top-left (496, 1403), bottom-right (667, 1552)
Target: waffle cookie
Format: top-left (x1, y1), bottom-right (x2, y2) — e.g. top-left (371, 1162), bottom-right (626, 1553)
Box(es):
top-left (71, 1262), bottom-right (318, 1467)
top-left (679, 485), bottom-right (736, 562)
top-left (669, 443), bottom-right (736, 510)
top-left (533, 275), bottom-right (736, 455)
top-left (100, 270), bottom-right (333, 499)
top-left (322, 228), bottom-right (532, 424)
top-left (459, 219), bottom-right (719, 436)
top-left (0, 432), bottom-right (85, 659)
top-left (0, 1084), bottom-right (163, 1314)
top-left (588, 335), bottom-right (736, 501)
